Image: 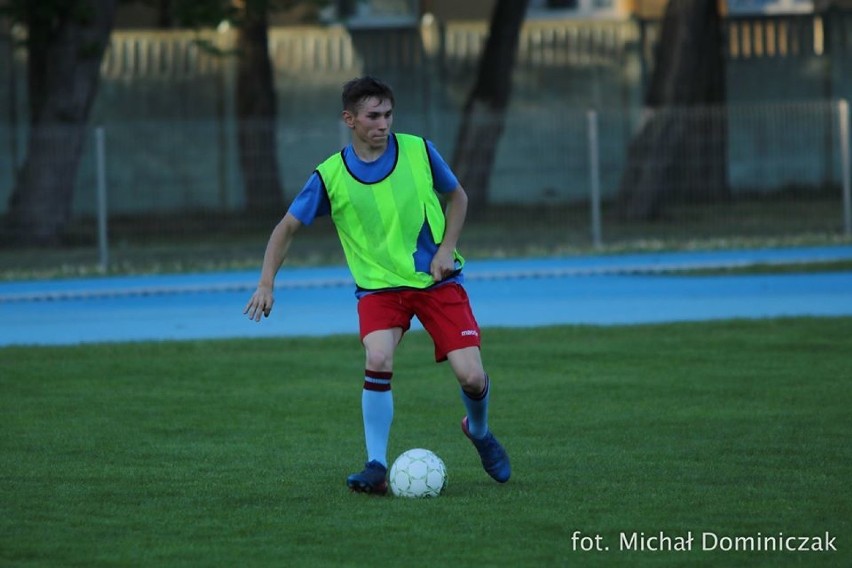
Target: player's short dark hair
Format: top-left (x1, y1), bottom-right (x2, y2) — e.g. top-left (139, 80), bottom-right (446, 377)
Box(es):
top-left (341, 76), bottom-right (395, 114)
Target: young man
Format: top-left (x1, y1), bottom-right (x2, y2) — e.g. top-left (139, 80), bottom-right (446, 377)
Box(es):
top-left (244, 76), bottom-right (510, 494)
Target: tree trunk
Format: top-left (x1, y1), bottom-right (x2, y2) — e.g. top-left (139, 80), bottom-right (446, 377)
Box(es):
top-left (235, 0), bottom-right (285, 217)
top-left (617, 0), bottom-right (728, 221)
top-left (4, 0), bottom-right (116, 245)
top-left (452, 0), bottom-right (529, 215)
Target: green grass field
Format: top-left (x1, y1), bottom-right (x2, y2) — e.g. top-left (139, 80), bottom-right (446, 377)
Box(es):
top-left (2, 318), bottom-right (850, 567)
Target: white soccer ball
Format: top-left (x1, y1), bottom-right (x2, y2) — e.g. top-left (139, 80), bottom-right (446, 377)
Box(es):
top-left (389, 448), bottom-right (447, 498)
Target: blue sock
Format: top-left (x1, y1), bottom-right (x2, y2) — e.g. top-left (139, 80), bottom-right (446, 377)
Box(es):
top-left (362, 370), bottom-right (393, 467)
top-left (461, 374), bottom-right (490, 440)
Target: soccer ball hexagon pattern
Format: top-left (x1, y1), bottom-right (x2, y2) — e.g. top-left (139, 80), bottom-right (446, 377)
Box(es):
top-left (389, 448), bottom-right (447, 498)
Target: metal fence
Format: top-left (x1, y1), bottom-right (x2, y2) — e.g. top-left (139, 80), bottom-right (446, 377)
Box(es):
top-left (2, 99), bottom-right (847, 272)
top-left (2, 13), bottom-right (852, 272)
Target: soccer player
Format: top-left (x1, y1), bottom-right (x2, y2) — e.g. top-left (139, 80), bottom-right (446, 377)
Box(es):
top-left (244, 76), bottom-right (510, 494)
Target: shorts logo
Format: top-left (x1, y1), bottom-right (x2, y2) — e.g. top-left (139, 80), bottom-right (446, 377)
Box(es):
top-left (460, 330), bottom-right (479, 337)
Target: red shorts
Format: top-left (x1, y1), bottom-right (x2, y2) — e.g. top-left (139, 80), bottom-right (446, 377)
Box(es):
top-left (357, 283), bottom-right (481, 362)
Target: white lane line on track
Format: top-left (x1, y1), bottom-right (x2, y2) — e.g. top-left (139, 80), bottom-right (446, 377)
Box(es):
top-left (0, 255), bottom-right (847, 303)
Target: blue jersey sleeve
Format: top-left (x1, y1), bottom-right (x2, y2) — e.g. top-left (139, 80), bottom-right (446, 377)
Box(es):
top-left (426, 140), bottom-right (459, 193)
top-left (287, 172), bottom-right (331, 225)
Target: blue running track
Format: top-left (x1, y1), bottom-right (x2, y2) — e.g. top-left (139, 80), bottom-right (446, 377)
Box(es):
top-left (1, 245), bottom-right (851, 347)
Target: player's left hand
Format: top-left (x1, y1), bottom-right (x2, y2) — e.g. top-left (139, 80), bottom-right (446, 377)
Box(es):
top-left (430, 250), bottom-right (455, 282)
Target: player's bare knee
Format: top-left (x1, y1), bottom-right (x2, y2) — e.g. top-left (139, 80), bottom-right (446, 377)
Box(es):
top-left (456, 368), bottom-right (487, 394)
top-left (365, 348), bottom-right (393, 373)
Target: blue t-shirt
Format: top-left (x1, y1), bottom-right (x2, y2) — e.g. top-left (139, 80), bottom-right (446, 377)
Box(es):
top-left (288, 133), bottom-right (463, 294)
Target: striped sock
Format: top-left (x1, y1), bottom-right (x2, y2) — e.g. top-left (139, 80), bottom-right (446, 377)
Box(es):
top-left (362, 370), bottom-right (393, 467)
top-left (460, 374), bottom-right (490, 440)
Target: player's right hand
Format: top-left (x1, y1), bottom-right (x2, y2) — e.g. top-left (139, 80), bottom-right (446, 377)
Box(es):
top-left (244, 286), bottom-right (274, 322)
